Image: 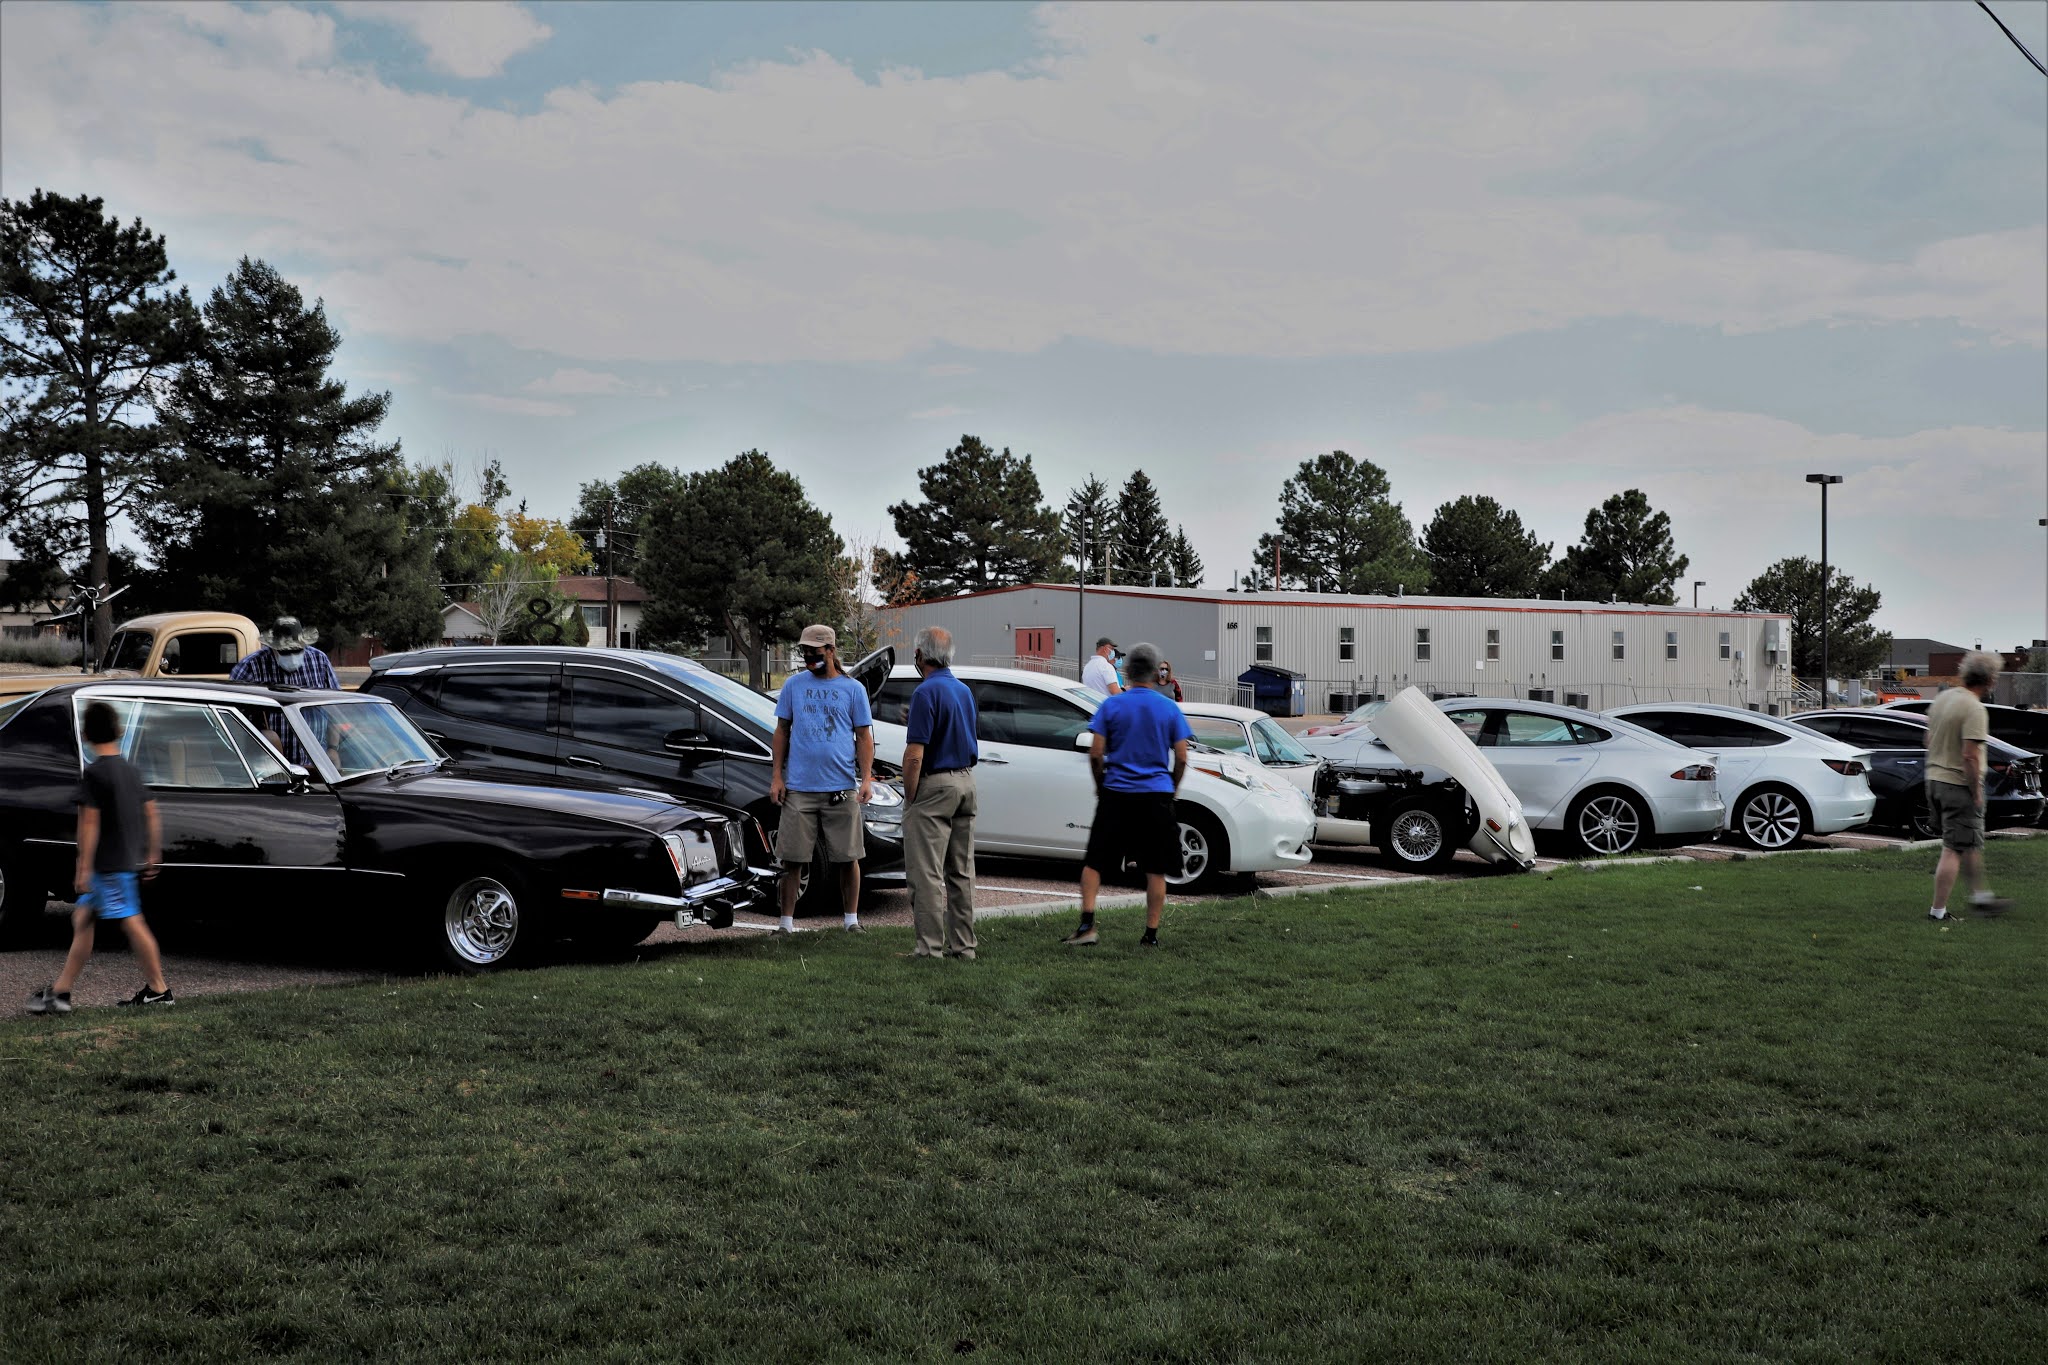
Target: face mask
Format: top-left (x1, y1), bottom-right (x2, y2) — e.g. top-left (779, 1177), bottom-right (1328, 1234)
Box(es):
top-left (803, 651), bottom-right (828, 674)
top-left (277, 648), bottom-right (306, 673)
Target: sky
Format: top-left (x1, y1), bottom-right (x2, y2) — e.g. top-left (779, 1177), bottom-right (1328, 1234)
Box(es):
top-left (3, 0), bottom-right (2044, 653)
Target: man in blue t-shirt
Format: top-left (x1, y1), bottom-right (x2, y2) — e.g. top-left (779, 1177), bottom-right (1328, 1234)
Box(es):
top-left (1063, 642), bottom-right (1191, 949)
top-left (772, 624), bottom-right (875, 934)
top-left (901, 626), bottom-right (981, 959)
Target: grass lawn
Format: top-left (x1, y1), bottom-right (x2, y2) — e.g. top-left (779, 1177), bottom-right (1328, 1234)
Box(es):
top-left (3, 843), bottom-right (2043, 1363)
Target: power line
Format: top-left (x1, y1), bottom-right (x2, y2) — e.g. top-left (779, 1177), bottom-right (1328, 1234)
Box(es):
top-left (1978, 1), bottom-right (2048, 77)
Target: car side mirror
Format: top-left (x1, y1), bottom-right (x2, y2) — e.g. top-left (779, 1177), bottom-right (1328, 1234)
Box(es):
top-left (664, 728), bottom-right (712, 751)
top-left (258, 762), bottom-right (313, 792)
top-left (1073, 731), bottom-right (1093, 751)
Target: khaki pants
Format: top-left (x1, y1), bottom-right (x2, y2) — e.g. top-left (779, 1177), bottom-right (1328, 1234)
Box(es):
top-left (905, 769), bottom-right (977, 957)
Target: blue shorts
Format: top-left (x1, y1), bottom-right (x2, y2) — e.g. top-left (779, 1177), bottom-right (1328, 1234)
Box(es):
top-left (82, 871), bottom-right (142, 921)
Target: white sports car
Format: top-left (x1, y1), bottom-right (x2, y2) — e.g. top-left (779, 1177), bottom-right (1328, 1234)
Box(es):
top-left (871, 666), bottom-right (1315, 889)
top-left (1297, 695), bottom-right (1725, 857)
top-left (1604, 702), bottom-right (1876, 849)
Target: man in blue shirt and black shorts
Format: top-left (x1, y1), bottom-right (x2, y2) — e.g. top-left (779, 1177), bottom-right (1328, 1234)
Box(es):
top-left (1063, 642), bottom-right (1191, 949)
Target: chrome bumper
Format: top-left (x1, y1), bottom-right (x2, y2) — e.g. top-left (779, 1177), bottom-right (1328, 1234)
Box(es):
top-left (604, 875), bottom-right (764, 928)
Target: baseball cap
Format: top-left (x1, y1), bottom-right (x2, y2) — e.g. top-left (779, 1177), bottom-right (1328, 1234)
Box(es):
top-left (799, 624), bottom-right (837, 649)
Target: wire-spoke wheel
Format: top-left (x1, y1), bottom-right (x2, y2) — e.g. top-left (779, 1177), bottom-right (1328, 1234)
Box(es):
top-left (1166, 806), bottom-right (1229, 892)
top-left (1378, 793), bottom-right (1459, 871)
top-left (441, 873), bottom-right (524, 971)
top-left (1736, 787), bottom-right (1806, 850)
top-left (1571, 790), bottom-right (1647, 857)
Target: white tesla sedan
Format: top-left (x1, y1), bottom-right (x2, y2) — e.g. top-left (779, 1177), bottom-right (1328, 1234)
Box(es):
top-left (1604, 702), bottom-right (1877, 849)
top-left (871, 667), bottom-right (1316, 889)
top-left (1297, 696), bottom-right (1725, 856)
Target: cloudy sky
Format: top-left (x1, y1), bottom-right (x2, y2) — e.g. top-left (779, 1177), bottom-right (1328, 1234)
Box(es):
top-left (4, 1), bottom-right (2044, 652)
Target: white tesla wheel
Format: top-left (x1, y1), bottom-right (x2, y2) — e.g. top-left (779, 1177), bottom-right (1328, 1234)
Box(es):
top-left (1571, 790), bottom-right (1647, 857)
top-left (1736, 787), bottom-right (1806, 850)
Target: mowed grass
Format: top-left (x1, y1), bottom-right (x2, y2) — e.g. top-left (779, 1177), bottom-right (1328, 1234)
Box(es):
top-left (3, 844), bottom-right (2043, 1364)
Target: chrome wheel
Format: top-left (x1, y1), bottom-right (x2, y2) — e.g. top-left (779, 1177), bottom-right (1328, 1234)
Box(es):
top-left (1738, 789), bottom-right (1804, 850)
top-left (1576, 793), bottom-right (1645, 856)
top-left (1389, 809), bottom-right (1447, 864)
top-left (443, 875), bottom-right (521, 967)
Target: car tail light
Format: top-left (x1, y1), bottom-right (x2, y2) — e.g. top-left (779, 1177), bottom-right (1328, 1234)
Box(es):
top-left (1989, 760), bottom-right (2010, 776)
top-left (1822, 759), bottom-right (1865, 776)
top-left (1670, 764), bottom-right (1715, 781)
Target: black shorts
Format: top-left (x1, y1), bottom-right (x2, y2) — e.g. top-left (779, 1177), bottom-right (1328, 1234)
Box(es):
top-left (1084, 789), bottom-right (1181, 878)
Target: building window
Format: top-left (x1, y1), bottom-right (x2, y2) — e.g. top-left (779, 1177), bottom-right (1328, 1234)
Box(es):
top-left (1551, 629), bottom-right (1564, 661)
top-left (1415, 628), bottom-right (1431, 662)
top-left (1666, 631), bottom-right (1678, 661)
top-left (1611, 630), bottom-right (1625, 661)
top-left (1255, 625), bottom-right (1273, 663)
top-left (1338, 626), bottom-right (1355, 661)
top-left (581, 604), bottom-right (610, 628)
top-left (1485, 628), bottom-right (1500, 662)
top-left (1719, 631), bottom-right (1731, 660)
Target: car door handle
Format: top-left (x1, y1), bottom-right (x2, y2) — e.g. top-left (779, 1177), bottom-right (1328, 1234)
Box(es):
top-left (564, 754), bottom-right (602, 769)
top-left (979, 751), bottom-right (1010, 764)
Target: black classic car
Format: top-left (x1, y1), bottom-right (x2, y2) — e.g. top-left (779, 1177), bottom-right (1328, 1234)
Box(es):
top-left (1787, 708), bottom-right (2044, 835)
top-left (0, 681), bottom-right (763, 970)
top-left (361, 646), bottom-right (903, 909)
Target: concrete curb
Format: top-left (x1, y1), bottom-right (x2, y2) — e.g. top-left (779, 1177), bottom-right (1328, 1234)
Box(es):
top-left (1570, 855), bottom-right (1696, 870)
top-left (1253, 878), bottom-right (1412, 901)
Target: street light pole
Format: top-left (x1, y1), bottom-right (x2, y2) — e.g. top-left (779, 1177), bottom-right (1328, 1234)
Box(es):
top-left (1806, 474), bottom-right (1843, 708)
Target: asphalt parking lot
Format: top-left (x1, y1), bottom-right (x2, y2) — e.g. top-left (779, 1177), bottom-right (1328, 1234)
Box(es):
top-left (11, 825), bottom-right (2035, 1015)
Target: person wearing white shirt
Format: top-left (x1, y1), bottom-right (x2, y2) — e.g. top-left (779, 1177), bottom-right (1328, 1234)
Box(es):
top-left (1081, 637), bottom-right (1123, 697)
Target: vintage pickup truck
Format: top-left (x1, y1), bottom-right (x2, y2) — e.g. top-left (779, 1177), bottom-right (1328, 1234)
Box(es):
top-left (0, 611), bottom-right (262, 697)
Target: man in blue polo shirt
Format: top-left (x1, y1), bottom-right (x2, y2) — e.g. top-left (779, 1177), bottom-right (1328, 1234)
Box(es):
top-left (1063, 641), bottom-right (1191, 949)
top-left (901, 626), bottom-right (981, 959)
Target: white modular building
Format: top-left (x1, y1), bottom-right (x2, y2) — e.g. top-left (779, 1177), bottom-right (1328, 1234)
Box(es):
top-left (870, 584), bottom-right (1797, 713)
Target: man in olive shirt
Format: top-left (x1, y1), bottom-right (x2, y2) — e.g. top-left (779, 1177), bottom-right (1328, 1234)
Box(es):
top-left (1923, 651), bottom-right (2012, 920)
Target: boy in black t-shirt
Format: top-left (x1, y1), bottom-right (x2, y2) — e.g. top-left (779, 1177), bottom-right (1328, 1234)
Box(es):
top-left (26, 702), bottom-right (172, 1014)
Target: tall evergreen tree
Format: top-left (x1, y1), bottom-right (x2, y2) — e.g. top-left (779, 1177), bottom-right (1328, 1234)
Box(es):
top-left (640, 450), bottom-right (844, 687)
top-left (0, 191), bottom-right (195, 642)
top-left (887, 435), bottom-right (1061, 599)
top-left (1419, 495), bottom-right (1553, 598)
top-left (1110, 469), bottom-right (1172, 584)
top-left (1251, 451), bottom-right (1429, 594)
top-left (1543, 488), bottom-right (1689, 605)
top-left (1060, 475), bottom-right (1112, 584)
top-left (140, 258), bottom-right (415, 647)
top-left (1734, 557), bottom-right (1889, 680)
top-left (1165, 525), bottom-right (1205, 588)
top-left (570, 462), bottom-right (689, 582)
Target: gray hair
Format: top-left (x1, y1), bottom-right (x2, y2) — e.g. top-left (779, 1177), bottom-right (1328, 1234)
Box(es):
top-left (1960, 650), bottom-right (2002, 690)
top-left (914, 626), bottom-right (954, 668)
top-left (1124, 641), bottom-right (1161, 683)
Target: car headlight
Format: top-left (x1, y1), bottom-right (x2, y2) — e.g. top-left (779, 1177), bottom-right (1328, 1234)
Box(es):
top-left (863, 782), bottom-right (905, 827)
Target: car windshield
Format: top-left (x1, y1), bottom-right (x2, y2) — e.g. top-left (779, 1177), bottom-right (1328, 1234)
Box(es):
top-left (291, 700), bottom-right (442, 780)
top-left (1250, 718), bottom-right (1314, 764)
top-left (1064, 687), bottom-right (1101, 711)
top-left (101, 629), bottom-right (152, 673)
top-left (1342, 700), bottom-right (1386, 724)
top-left (641, 655), bottom-right (782, 731)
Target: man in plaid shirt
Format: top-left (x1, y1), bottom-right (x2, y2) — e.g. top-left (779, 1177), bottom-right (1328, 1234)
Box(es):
top-left (230, 617), bottom-right (340, 765)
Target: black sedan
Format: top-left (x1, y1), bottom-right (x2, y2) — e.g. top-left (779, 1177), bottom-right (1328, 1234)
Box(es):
top-left (0, 681), bottom-right (763, 970)
top-left (1786, 708), bottom-right (2044, 835)
top-left (362, 646), bottom-right (903, 910)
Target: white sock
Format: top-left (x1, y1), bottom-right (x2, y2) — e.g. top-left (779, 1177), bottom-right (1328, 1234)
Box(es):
top-left (1930, 906), bottom-right (1947, 919)
top-left (779, 914), bottom-right (795, 931)
top-left (1970, 889), bottom-right (1993, 904)
top-left (843, 911), bottom-right (859, 927)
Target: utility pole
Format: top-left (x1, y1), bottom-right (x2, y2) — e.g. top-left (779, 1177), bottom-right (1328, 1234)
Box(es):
top-left (1076, 509), bottom-right (1088, 673)
top-left (1806, 474), bottom-right (1843, 707)
top-left (603, 498), bottom-right (617, 649)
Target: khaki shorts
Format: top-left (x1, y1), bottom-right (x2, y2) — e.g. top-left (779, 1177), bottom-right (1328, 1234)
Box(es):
top-left (1926, 781), bottom-right (1982, 851)
top-left (778, 789), bottom-right (866, 865)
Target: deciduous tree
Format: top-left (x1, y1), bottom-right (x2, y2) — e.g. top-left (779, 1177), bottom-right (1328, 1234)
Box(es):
top-left (1251, 451), bottom-right (1430, 594)
top-left (887, 435), bottom-right (1061, 598)
top-left (0, 191), bottom-right (195, 643)
top-left (640, 450), bottom-right (843, 687)
top-left (1733, 557), bottom-right (1889, 680)
top-left (1543, 489), bottom-right (1690, 605)
top-left (1419, 495), bottom-right (1553, 598)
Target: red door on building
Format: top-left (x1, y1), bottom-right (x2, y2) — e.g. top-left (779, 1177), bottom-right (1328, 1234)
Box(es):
top-left (1015, 627), bottom-right (1054, 661)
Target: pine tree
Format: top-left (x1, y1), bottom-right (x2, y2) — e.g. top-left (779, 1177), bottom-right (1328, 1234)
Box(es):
top-left (1165, 526), bottom-right (1205, 588)
top-left (141, 258), bottom-right (415, 647)
top-left (1060, 475), bottom-right (1112, 584)
top-left (1110, 470), bottom-right (1172, 584)
top-left (1543, 489), bottom-right (1689, 605)
top-left (886, 435), bottom-right (1061, 598)
top-left (1419, 495), bottom-right (1552, 598)
top-left (1251, 451), bottom-right (1429, 594)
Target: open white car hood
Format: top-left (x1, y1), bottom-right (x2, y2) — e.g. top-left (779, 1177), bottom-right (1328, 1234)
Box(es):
top-left (1368, 688), bottom-right (1538, 869)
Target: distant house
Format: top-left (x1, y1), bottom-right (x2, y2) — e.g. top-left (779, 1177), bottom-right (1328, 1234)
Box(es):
top-left (436, 580), bottom-right (647, 649)
top-left (0, 559), bottom-right (74, 640)
top-left (441, 602), bottom-right (492, 644)
top-left (1885, 637), bottom-right (1965, 677)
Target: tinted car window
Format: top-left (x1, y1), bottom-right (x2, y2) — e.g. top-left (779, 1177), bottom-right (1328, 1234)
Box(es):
top-left (970, 681), bottom-right (1091, 751)
top-left (436, 670), bottom-right (553, 733)
top-left (701, 707), bottom-right (760, 753)
top-left (1990, 709), bottom-right (2048, 750)
top-left (570, 674), bottom-right (698, 751)
top-left (873, 677), bottom-right (917, 727)
top-left (1686, 715), bottom-right (1787, 748)
top-left (1567, 721), bottom-right (1611, 744)
top-left (1622, 711), bottom-right (1692, 743)
top-left (1843, 717), bottom-right (1923, 750)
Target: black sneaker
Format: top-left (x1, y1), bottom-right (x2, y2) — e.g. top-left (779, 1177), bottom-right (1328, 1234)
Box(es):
top-left (25, 986), bottom-right (71, 1015)
top-left (1969, 896), bottom-right (2012, 918)
top-left (116, 986), bottom-right (175, 1007)
top-left (1138, 935), bottom-right (1160, 949)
